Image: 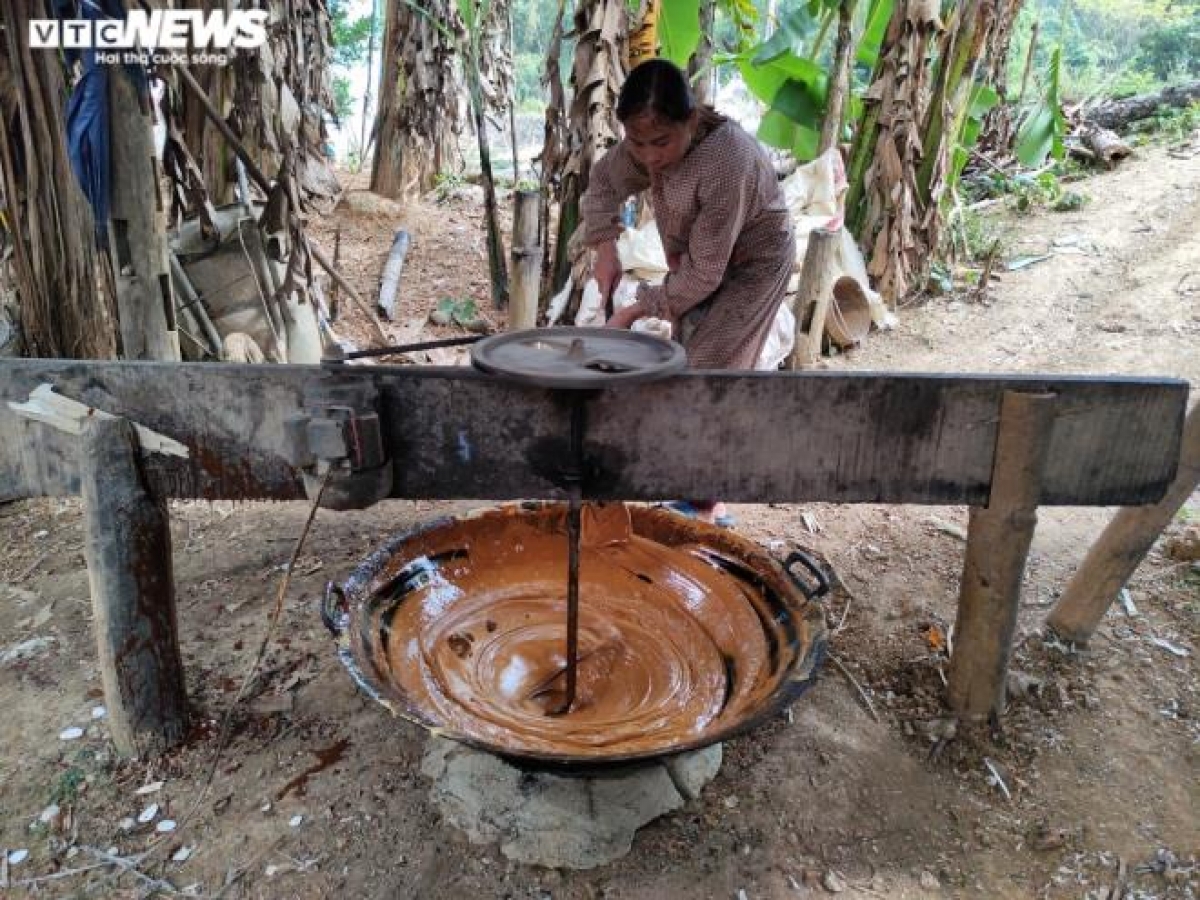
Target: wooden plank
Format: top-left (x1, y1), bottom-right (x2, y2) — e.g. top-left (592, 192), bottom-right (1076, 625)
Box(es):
top-left (0, 360), bottom-right (1187, 505)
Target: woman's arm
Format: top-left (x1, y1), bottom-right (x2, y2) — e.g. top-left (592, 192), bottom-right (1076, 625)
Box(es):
top-left (580, 142), bottom-right (651, 246)
top-left (636, 165), bottom-right (752, 321)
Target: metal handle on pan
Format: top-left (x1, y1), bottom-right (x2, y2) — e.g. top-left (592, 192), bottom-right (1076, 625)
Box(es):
top-left (782, 549), bottom-right (830, 600)
top-left (321, 581), bottom-right (350, 636)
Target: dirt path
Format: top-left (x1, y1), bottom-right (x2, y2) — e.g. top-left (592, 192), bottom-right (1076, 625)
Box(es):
top-left (0, 144), bottom-right (1196, 899)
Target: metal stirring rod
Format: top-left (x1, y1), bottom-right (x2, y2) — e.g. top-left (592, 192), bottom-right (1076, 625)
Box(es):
top-left (548, 397), bottom-right (586, 716)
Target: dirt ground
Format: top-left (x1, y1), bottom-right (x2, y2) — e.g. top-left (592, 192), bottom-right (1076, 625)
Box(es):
top-left (1, 137), bottom-right (1197, 899)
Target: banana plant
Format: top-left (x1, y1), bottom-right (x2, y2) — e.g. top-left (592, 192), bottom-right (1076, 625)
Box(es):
top-left (1014, 46), bottom-right (1066, 167)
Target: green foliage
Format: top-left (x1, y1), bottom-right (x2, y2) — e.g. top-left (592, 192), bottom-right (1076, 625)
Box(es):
top-left (329, 0), bottom-right (375, 68)
top-left (1129, 101), bottom-right (1200, 145)
top-left (660, 0), bottom-right (703, 67)
top-left (332, 75), bottom-right (354, 124)
top-left (949, 84), bottom-right (1000, 191)
top-left (717, 0), bottom-right (760, 53)
top-left (433, 171), bottom-right (466, 203)
top-left (856, 0), bottom-right (893, 68)
top-left (1137, 19), bottom-right (1200, 80)
top-left (957, 208), bottom-right (1010, 263)
top-left (435, 296), bottom-right (480, 323)
top-left (1007, 1), bottom-right (1197, 103)
top-left (734, 50), bottom-right (827, 159)
top-left (51, 766), bottom-right (86, 806)
top-left (1016, 47), bottom-right (1066, 167)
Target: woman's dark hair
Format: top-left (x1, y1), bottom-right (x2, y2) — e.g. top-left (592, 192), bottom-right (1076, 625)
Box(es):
top-left (616, 59), bottom-right (695, 123)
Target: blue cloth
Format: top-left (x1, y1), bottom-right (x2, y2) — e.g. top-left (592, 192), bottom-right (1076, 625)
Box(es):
top-left (61, 0), bottom-right (146, 248)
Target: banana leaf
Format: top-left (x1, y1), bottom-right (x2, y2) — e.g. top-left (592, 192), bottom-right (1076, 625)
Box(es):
top-left (1015, 47), bottom-right (1066, 167)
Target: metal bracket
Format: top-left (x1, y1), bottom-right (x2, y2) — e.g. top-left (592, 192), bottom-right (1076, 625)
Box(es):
top-left (283, 376), bottom-right (392, 510)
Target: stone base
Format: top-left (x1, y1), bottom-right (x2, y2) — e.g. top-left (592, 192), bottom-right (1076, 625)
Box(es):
top-left (421, 737), bottom-right (723, 869)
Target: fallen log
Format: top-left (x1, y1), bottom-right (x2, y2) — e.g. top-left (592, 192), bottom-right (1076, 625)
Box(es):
top-left (1087, 80), bottom-right (1200, 131)
top-left (376, 229), bottom-right (412, 321)
top-left (1083, 126), bottom-right (1133, 169)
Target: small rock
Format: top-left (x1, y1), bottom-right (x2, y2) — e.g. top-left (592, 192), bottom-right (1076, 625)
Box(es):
top-left (1, 636), bottom-right (55, 666)
top-left (919, 870), bottom-right (939, 889)
top-left (92, 706), bottom-right (107, 719)
top-left (822, 870), bottom-right (847, 893)
top-left (37, 803), bottom-right (61, 825)
top-left (172, 846), bottom-right (194, 862)
top-left (7, 848), bottom-right (29, 866)
top-left (135, 781), bottom-right (165, 796)
top-left (156, 820), bottom-right (177, 833)
top-left (118, 817), bottom-right (136, 832)
top-left (137, 803), bottom-right (159, 824)
top-left (59, 726), bottom-right (84, 741)
top-left (1164, 525), bottom-right (1200, 562)
top-left (723, 795), bottom-right (739, 809)
top-left (289, 815), bottom-right (304, 828)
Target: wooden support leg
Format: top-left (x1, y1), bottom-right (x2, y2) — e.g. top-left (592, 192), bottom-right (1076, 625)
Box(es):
top-left (1047, 402), bottom-right (1200, 644)
top-left (948, 391), bottom-right (1057, 721)
top-left (80, 417), bottom-right (188, 757)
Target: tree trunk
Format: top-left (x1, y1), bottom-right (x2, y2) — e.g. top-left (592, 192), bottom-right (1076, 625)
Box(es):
top-left (538, 0), bottom-right (570, 299)
top-left (846, 0), bottom-right (942, 303)
top-left (107, 70), bottom-right (181, 361)
top-left (0, 0), bottom-right (117, 359)
top-left (978, 0), bottom-right (1025, 153)
top-left (819, 0), bottom-right (857, 155)
top-left (688, 0), bottom-right (717, 105)
top-left (549, 0), bottom-right (628, 294)
top-left (1087, 80), bottom-right (1200, 131)
top-left (370, 0), bottom-right (464, 198)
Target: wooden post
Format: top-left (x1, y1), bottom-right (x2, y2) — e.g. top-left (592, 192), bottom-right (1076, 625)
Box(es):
top-left (108, 68), bottom-right (181, 361)
top-left (80, 417), bottom-right (188, 757)
top-left (948, 391), bottom-right (1057, 720)
top-left (1048, 403), bottom-right (1200, 644)
top-left (788, 227), bottom-right (840, 370)
top-left (509, 189), bottom-right (542, 330)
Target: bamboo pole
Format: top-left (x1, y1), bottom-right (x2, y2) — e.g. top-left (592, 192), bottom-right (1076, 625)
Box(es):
top-left (80, 417), bottom-right (188, 757)
top-left (509, 189), bottom-right (543, 330)
top-left (788, 228), bottom-right (840, 370)
top-left (948, 391), bottom-right (1057, 721)
top-left (1047, 403), bottom-right (1200, 644)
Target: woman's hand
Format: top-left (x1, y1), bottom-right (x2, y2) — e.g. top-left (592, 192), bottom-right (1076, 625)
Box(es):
top-left (593, 240), bottom-right (621, 302)
top-left (605, 299), bottom-right (645, 330)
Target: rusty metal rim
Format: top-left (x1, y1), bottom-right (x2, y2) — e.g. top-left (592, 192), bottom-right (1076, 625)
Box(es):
top-left (324, 503), bottom-right (830, 767)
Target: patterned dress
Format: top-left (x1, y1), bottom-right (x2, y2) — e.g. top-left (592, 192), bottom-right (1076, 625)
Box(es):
top-left (581, 110), bottom-right (796, 369)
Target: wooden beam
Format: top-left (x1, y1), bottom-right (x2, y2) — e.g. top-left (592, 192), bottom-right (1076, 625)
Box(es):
top-left (80, 416), bottom-right (188, 757)
top-left (948, 391), bottom-right (1057, 720)
top-left (108, 67), bottom-right (180, 362)
top-left (1047, 402), bottom-right (1200, 644)
top-left (0, 360), bottom-right (1187, 506)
